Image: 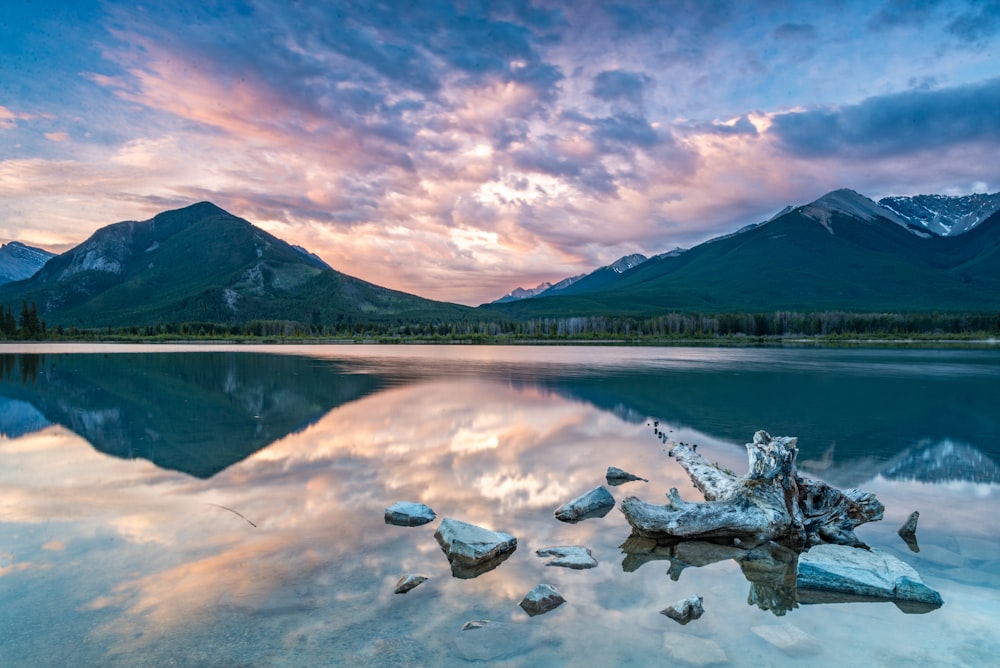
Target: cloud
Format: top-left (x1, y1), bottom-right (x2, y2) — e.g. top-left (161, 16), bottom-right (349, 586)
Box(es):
top-left (946, 0), bottom-right (1000, 43)
top-left (867, 0), bottom-right (944, 31)
top-left (772, 23), bottom-right (818, 41)
top-left (769, 77), bottom-right (1000, 158)
top-left (591, 69), bottom-right (653, 106)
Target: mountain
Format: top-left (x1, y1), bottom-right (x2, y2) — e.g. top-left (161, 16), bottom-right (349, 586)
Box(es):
top-left (0, 241), bottom-right (56, 285)
top-left (489, 254), bottom-right (648, 305)
top-left (492, 280), bottom-right (556, 303)
top-left (0, 202), bottom-right (473, 328)
top-left (484, 189), bottom-right (1000, 316)
top-left (879, 192), bottom-right (1000, 237)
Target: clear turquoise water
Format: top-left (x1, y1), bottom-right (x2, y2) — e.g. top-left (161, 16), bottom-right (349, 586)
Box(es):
top-left (1, 344), bottom-right (998, 666)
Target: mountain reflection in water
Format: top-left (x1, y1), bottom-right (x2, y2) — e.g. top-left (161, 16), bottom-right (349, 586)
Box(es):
top-left (0, 352), bottom-right (392, 477)
top-left (2, 348), bottom-right (998, 484)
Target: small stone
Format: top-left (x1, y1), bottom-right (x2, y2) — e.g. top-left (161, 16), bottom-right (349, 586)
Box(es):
top-left (394, 574), bottom-right (428, 594)
top-left (384, 501), bottom-right (436, 527)
top-left (554, 486), bottom-right (615, 523)
top-left (536, 545), bottom-right (598, 569)
top-left (519, 584), bottom-right (566, 616)
top-left (897, 510), bottom-right (920, 552)
top-left (660, 595), bottom-right (704, 625)
top-left (751, 624), bottom-right (821, 655)
top-left (606, 466), bottom-right (649, 486)
top-left (663, 632), bottom-right (728, 666)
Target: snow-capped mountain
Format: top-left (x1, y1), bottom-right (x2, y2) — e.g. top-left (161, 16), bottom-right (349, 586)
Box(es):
top-left (878, 192), bottom-right (1000, 236)
top-left (491, 281), bottom-right (556, 303)
top-left (608, 253), bottom-right (648, 273)
top-left (490, 254), bottom-right (648, 304)
top-left (0, 241), bottom-right (56, 285)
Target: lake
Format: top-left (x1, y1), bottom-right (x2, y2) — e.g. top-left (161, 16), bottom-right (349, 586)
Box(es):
top-left (1, 344), bottom-right (999, 667)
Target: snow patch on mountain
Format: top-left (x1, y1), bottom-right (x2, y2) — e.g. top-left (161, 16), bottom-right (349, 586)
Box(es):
top-left (0, 242), bottom-right (56, 284)
top-left (609, 253), bottom-right (648, 273)
top-left (878, 192), bottom-right (1000, 236)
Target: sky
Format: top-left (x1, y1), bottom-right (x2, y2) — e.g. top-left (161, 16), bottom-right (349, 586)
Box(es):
top-left (2, 0), bottom-right (999, 305)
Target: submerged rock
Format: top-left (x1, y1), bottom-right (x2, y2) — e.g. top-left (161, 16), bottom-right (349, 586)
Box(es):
top-left (452, 620), bottom-right (554, 661)
top-left (606, 466), bottom-right (649, 486)
top-left (554, 486), bottom-right (615, 523)
top-left (384, 501), bottom-right (436, 527)
top-left (394, 574), bottom-right (428, 594)
top-left (536, 545), bottom-right (598, 569)
top-left (433, 518), bottom-right (517, 579)
top-left (663, 632), bottom-right (728, 666)
top-left (660, 594), bottom-right (704, 625)
top-left (796, 544), bottom-right (943, 613)
top-left (751, 624), bottom-right (821, 655)
top-left (519, 584), bottom-right (566, 616)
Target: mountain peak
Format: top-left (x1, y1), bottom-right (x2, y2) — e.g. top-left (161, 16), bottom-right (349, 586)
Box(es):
top-left (608, 254), bottom-right (648, 273)
top-left (800, 189), bottom-right (908, 231)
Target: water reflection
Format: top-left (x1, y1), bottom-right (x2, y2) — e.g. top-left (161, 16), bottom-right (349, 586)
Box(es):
top-left (0, 353), bottom-right (391, 477)
top-left (1, 347), bottom-right (999, 666)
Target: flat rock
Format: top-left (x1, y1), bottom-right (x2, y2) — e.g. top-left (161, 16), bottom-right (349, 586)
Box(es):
top-left (384, 501), bottom-right (436, 527)
top-left (660, 595), bottom-right (704, 625)
top-left (796, 544), bottom-right (943, 613)
top-left (433, 518), bottom-right (517, 579)
top-left (751, 624), bottom-right (821, 655)
top-left (452, 620), bottom-right (553, 661)
top-left (606, 466), bottom-right (649, 486)
top-left (394, 574), bottom-right (428, 594)
top-left (554, 486), bottom-right (615, 523)
top-left (663, 632), bottom-right (728, 666)
top-left (519, 583), bottom-right (566, 616)
top-left (536, 545), bottom-right (598, 569)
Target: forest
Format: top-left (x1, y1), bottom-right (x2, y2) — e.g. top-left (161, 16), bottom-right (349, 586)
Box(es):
top-left (3, 304), bottom-right (999, 342)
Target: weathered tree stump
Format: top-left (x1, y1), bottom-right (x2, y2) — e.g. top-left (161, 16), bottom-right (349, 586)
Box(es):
top-left (621, 430), bottom-right (884, 548)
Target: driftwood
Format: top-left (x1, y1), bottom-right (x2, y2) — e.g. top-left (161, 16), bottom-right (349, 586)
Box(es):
top-left (621, 430), bottom-right (884, 548)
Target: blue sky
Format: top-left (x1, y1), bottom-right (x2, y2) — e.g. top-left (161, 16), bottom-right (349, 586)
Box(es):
top-left (2, 0), bottom-right (999, 304)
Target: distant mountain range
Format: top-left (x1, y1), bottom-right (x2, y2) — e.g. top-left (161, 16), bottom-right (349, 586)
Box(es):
top-left (0, 201), bottom-right (472, 328)
top-left (2, 188), bottom-right (999, 329)
top-left (490, 190), bottom-right (1000, 305)
top-left (0, 241), bottom-right (56, 285)
top-left (484, 188), bottom-right (1000, 315)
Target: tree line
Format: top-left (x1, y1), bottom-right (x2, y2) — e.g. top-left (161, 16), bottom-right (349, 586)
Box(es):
top-left (1, 302), bottom-right (46, 339)
top-left (5, 308), bottom-right (1000, 341)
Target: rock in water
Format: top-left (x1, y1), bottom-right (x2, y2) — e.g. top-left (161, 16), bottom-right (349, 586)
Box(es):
top-left (660, 594), bottom-right (704, 625)
top-left (536, 545), bottom-right (598, 569)
top-left (796, 544), bottom-right (943, 613)
top-left (606, 466), bottom-right (649, 486)
top-left (518, 584), bottom-right (566, 616)
top-left (554, 486), bottom-right (615, 523)
top-left (434, 518), bottom-right (517, 579)
top-left (384, 501), bottom-right (437, 526)
top-left (898, 510), bottom-right (920, 553)
top-left (394, 574), bottom-right (428, 594)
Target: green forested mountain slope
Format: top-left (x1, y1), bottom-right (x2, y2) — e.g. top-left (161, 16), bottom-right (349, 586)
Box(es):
top-left (0, 202), bottom-right (473, 327)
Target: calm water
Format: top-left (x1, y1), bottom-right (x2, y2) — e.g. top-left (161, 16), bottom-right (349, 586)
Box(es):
top-left (1, 344), bottom-right (999, 667)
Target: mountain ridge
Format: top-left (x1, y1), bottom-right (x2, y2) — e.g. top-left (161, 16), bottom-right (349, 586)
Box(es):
top-left (0, 201), bottom-right (473, 328)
